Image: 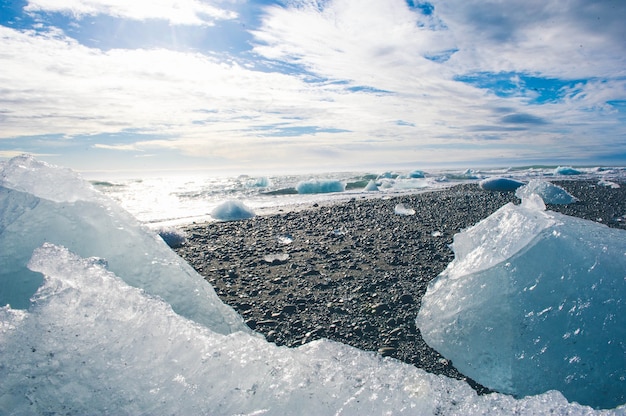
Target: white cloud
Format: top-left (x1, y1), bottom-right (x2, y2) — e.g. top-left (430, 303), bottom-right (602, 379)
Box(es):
top-left (432, 0), bottom-right (626, 78)
top-left (1, 0), bottom-right (624, 171)
top-left (25, 0), bottom-right (237, 26)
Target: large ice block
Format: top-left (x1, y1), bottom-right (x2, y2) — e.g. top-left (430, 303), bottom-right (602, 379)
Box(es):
top-left (416, 195), bottom-right (626, 409)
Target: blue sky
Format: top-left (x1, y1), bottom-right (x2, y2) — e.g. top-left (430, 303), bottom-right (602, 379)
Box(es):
top-left (0, 0), bottom-right (625, 174)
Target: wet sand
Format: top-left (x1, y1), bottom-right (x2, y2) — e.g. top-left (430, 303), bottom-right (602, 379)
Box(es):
top-left (174, 179), bottom-right (626, 393)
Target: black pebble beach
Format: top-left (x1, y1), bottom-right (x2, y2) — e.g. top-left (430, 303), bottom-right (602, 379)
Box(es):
top-left (175, 179), bottom-right (626, 394)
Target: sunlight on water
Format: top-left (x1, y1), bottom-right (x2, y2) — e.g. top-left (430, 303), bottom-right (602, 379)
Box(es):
top-left (92, 167), bottom-right (626, 227)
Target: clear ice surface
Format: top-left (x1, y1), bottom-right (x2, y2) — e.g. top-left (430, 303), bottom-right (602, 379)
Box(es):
top-left (1, 156), bottom-right (625, 414)
top-left (394, 203), bottom-right (416, 216)
top-left (515, 179), bottom-right (578, 204)
top-left (0, 155), bottom-right (247, 333)
top-left (416, 194), bottom-right (626, 409)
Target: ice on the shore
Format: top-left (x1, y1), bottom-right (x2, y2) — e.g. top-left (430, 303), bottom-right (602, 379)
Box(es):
top-left (408, 170), bottom-right (425, 178)
top-left (263, 252), bottom-right (290, 264)
top-left (598, 180), bottom-right (620, 188)
top-left (394, 203), bottom-right (416, 216)
top-left (157, 226), bottom-right (187, 248)
top-left (416, 194), bottom-right (626, 409)
top-left (479, 177), bottom-right (525, 192)
top-left (2, 243), bottom-right (606, 415)
top-left (247, 176), bottom-right (271, 187)
top-left (1, 156), bottom-right (624, 414)
top-left (296, 179), bottom-right (345, 194)
top-left (555, 166), bottom-right (582, 175)
top-left (211, 200), bottom-right (255, 221)
top-left (515, 180), bottom-right (578, 204)
top-left (364, 179), bottom-right (379, 191)
top-left (0, 155), bottom-right (246, 333)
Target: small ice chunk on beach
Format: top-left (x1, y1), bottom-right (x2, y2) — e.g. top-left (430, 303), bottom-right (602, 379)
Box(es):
top-left (211, 200), bottom-right (255, 221)
top-left (515, 180), bottom-right (578, 204)
top-left (296, 179), bottom-right (345, 194)
top-left (394, 203), bottom-right (416, 216)
top-left (479, 177), bottom-right (525, 192)
top-left (263, 253), bottom-right (290, 264)
top-left (598, 180), bottom-right (620, 188)
top-left (276, 234), bottom-right (293, 245)
top-left (157, 227), bottom-right (187, 248)
top-left (416, 199), bottom-right (626, 409)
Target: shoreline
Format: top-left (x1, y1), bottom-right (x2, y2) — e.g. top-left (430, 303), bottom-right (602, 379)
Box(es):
top-left (175, 180), bottom-right (626, 394)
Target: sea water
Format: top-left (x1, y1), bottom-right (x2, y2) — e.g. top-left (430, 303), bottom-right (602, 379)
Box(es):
top-left (1, 155), bottom-right (626, 414)
top-left (90, 165), bottom-right (626, 228)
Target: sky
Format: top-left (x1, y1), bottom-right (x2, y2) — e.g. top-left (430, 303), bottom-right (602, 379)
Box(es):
top-left (0, 0), bottom-right (625, 174)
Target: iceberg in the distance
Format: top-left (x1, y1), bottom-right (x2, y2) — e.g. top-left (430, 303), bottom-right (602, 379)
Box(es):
top-left (296, 179), bottom-right (345, 194)
top-left (416, 194), bottom-right (626, 409)
top-left (555, 166), bottom-right (582, 175)
top-left (364, 179), bottom-right (379, 191)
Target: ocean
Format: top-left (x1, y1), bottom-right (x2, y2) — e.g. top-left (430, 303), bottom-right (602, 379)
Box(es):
top-left (91, 165), bottom-right (626, 228)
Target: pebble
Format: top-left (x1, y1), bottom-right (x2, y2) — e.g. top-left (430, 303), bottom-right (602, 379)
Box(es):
top-left (378, 347), bottom-right (397, 357)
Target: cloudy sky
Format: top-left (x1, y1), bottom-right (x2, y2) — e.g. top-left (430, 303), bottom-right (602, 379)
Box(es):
top-left (0, 0), bottom-right (625, 174)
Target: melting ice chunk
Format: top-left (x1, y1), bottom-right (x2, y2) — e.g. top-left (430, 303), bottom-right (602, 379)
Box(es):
top-left (0, 242), bottom-right (608, 415)
top-left (479, 177), bottom-right (525, 192)
top-left (515, 180), bottom-right (578, 204)
top-left (364, 179), bottom-right (379, 191)
top-left (554, 166), bottom-right (582, 175)
top-left (416, 199), bottom-right (626, 409)
top-left (0, 156), bottom-right (247, 334)
top-left (211, 200), bottom-right (255, 221)
top-left (296, 179), bottom-right (345, 194)
top-left (263, 253), bottom-right (290, 264)
top-left (394, 203), bottom-right (416, 216)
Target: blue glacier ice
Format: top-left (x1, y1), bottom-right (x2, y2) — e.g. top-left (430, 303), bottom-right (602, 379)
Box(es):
top-left (416, 194), bottom-right (626, 409)
top-left (296, 179), bottom-right (345, 194)
top-left (364, 179), bottom-right (379, 191)
top-left (0, 155), bottom-right (246, 333)
top-left (211, 200), bottom-right (256, 221)
top-left (555, 166), bottom-right (582, 175)
top-left (408, 170), bottom-right (426, 178)
top-left (479, 177), bottom-right (525, 192)
top-left (1, 156), bottom-right (624, 414)
top-left (515, 180), bottom-right (578, 204)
